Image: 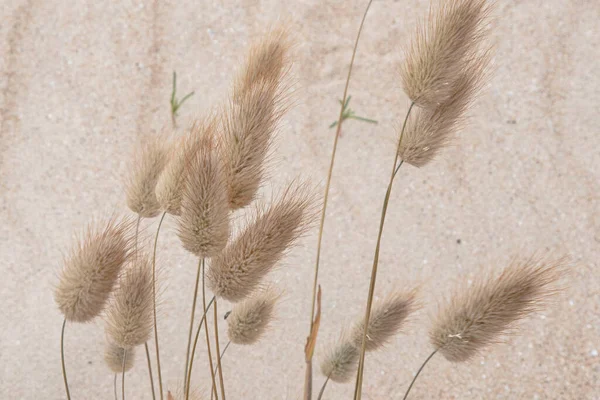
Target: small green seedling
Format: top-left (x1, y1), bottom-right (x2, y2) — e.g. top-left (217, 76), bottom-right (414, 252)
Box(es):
top-left (329, 96), bottom-right (378, 132)
top-left (170, 71), bottom-right (195, 127)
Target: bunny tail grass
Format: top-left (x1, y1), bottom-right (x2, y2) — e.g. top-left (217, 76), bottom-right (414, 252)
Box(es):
top-left (60, 318), bottom-right (71, 400)
top-left (401, 349), bottom-right (438, 400)
top-left (227, 287), bottom-right (279, 345)
top-left (353, 103), bottom-right (415, 400)
top-left (320, 337), bottom-right (359, 383)
top-left (186, 296), bottom-right (215, 400)
top-left (104, 341), bottom-right (135, 373)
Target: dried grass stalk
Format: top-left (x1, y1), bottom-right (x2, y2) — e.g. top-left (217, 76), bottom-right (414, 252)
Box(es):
top-left (320, 336), bottom-right (360, 383)
top-left (208, 182), bottom-right (315, 302)
top-left (126, 136), bottom-right (170, 218)
top-left (227, 287), bottom-right (280, 345)
top-left (55, 217), bottom-right (134, 322)
top-left (401, 0), bottom-right (491, 109)
top-left (399, 56), bottom-right (489, 167)
top-left (351, 288), bottom-right (419, 351)
top-left (105, 253), bottom-right (155, 348)
top-left (430, 255), bottom-right (567, 362)
top-left (104, 340), bottom-right (135, 373)
top-left (220, 28), bottom-right (291, 210)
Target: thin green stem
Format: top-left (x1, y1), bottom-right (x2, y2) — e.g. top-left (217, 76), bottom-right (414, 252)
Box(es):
top-left (144, 342), bottom-right (156, 400)
top-left (122, 349), bottom-right (127, 400)
top-left (306, 3), bottom-right (375, 398)
top-left (202, 260), bottom-right (219, 399)
top-left (60, 318), bottom-right (71, 400)
top-left (353, 102), bottom-right (415, 400)
top-left (317, 375), bottom-right (331, 400)
top-left (213, 299), bottom-right (226, 400)
top-left (184, 258), bottom-right (203, 393)
top-left (153, 211), bottom-right (167, 400)
top-left (186, 296), bottom-right (215, 400)
top-left (402, 349), bottom-right (438, 400)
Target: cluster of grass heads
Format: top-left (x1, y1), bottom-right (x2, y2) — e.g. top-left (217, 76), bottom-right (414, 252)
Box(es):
top-left (54, 1), bottom-right (568, 399)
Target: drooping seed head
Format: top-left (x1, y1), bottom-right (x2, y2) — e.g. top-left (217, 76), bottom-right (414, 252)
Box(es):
top-left (208, 181), bottom-right (316, 302)
top-left (227, 287), bottom-right (280, 345)
top-left (177, 121), bottom-right (230, 258)
top-left (104, 340), bottom-right (135, 373)
top-left (105, 253), bottom-right (154, 348)
top-left (320, 335), bottom-right (360, 383)
top-left (399, 55), bottom-right (489, 167)
top-left (221, 27), bottom-right (292, 210)
top-left (401, 0), bottom-right (491, 109)
top-left (351, 288), bottom-right (419, 351)
top-left (430, 255), bottom-right (567, 362)
top-left (125, 135), bottom-right (170, 218)
top-left (55, 217), bottom-right (134, 323)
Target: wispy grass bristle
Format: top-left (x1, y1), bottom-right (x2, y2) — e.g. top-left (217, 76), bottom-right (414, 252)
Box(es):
top-left (220, 27), bottom-right (292, 210)
top-left (227, 286), bottom-right (280, 345)
top-left (55, 217), bottom-right (134, 323)
top-left (430, 255), bottom-right (567, 362)
top-left (320, 335), bottom-right (359, 383)
top-left (351, 288), bottom-right (419, 351)
top-left (168, 388), bottom-right (203, 400)
top-left (105, 253), bottom-right (155, 349)
top-left (177, 120), bottom-right (230, 258)
top-left (401, 0), bottom-right (491, 109)
top-left (208, 181), bottom-right (316, 302)
top-left (399, 55), bottom-right (489, 167)
top-left (126, 136), bottom-right (170, 218)
top-left (104, 340), bottom-right (135, 373)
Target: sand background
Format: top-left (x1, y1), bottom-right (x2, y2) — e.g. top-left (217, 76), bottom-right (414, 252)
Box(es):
top-left (1, 0), bottom-right (598, 399)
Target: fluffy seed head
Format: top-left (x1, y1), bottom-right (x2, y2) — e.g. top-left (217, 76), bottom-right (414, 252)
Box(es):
top-left (104, 340), bottom-right (135, 373)
top-left (55, 218), bottom-right (134, 322)
top-left (155, 132), bottom-right (203, 216)
top-left (221, 28), bottom-right (291, 210)
top-left (320, 336), bottom-right (359, 383)
top-left (401, 0), bottom-right (491, 109)
top-left (399, 56), bottom-right (489, 167)
top-left (177, 121), bottom-right (230, 258)
top-left (126, 136), bottom-right (170, 218)
top-left (351, 288), bottom-right (419, 351)
top-left (168, 389), bottom-right (202, 400)
top-left (208, 182), bottom-right (316, 302)
top-left (227, 287), bottom-right (280, 345)
top-left (105, 253), bottom-right (155, 348)
top-left (430, 255), bottom-right (567, 362)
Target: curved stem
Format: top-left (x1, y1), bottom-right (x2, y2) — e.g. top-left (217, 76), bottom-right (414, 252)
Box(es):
top-left (144, 342), bottom-right (156, 400)
top-left (153, 211), bottom-right (167, 400)
top-left (184, 258), bottom-right (204, 393)
top-left (122, 349), bottom-right (127, 400)
top-left (402, 349), bottom-right (438, 400)
top-left (353, 102), bottom-right (415, 400)
top-left (186, 296), bottom-right (215, 400)
top-left (60, 318), bottom-right (71, 400)
top-left (306, 2), bottom-right (375, 399)
top-left (213, 299), bottom-right (226, 400)
top-left (317, 376), bottom-right (331, 400)
top-left (202, 259), bottom-right (219, 399)
top-left (210, 341), bottom-right (231, 400)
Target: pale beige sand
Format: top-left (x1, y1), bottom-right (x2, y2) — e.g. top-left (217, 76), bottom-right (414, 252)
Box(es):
top-left (1, 0), bottom-right (598, 399)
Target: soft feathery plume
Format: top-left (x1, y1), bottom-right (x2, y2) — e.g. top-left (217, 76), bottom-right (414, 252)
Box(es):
top-left (168, 388), bottom-right (203, 400)
top-left (155, 131), bottom-right (203, 216)
top-left (177, 121), bottom-right (230, 258)
top-left (351, 288), bottom-right (419, 351)
top-left (125, 135), bottom-right (170, 218)
top-left (430, 255), bottom-right (567, 363)
top-left (398, 56), bottom-right (489, 167)
top-left (55, 217), bottom-right (134, 323)
top-left (104, 340), bottom-right (135, 373)
top-left (220, 27), bottom-right (291, 210)
top-left (227, 286), bottom-right (280, 345)
top-left (105, 253), bottom-right (154, 348)
top-left (320, 335), bottom-right (360, 383)
top-left (400, 0), bottom-right (491, 109)
top-left (208, 181), bottom-right (316, 302)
